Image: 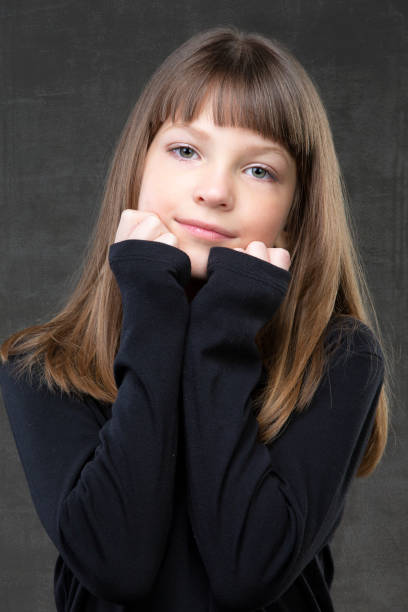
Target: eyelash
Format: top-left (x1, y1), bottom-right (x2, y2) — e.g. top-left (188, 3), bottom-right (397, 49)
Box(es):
top-left (167, 145), bottom-right (278, 183)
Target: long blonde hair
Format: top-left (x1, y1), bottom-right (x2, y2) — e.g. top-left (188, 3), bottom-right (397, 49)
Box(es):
top-left (1, 25), bottom-right (394, 477)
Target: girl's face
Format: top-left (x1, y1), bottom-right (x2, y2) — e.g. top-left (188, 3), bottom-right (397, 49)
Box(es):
top-left (137, 101), bottom-right (297, 279)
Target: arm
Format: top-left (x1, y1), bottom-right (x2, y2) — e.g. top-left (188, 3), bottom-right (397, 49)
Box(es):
top-left (0, 239), bottom-right (191, 604)
top-left (182, 245), bottom-right (384, 610)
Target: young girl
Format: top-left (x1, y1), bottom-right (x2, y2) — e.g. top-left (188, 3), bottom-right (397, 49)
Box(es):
top-left (0, 25), bottom-right (391, 612)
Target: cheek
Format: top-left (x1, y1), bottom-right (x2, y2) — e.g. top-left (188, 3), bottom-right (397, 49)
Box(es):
top-left (139, 169), bottom-right (185, 218)
top-left (245, 211), bottom-right (283, 239)
top-left (238, 211), bottom-right (285, 248)
top-left (138, 174), bottom-right (172, 215)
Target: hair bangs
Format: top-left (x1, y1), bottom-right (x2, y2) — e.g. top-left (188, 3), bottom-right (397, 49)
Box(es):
top-left (153, 62), bottom-right (307, 166)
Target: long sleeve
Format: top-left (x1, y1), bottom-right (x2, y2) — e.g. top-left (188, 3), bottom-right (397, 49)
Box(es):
top-left (0, 239), bottom-right (191, 605)
top-left (181, 246), bottom-right (384, 610)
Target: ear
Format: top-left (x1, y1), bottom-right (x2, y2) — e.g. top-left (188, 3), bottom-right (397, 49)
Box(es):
top-left (274, 228), bottom-right (290, 250)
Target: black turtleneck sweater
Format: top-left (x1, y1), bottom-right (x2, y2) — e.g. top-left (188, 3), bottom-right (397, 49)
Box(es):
top-left (0, 238), bottom-right (384, 611)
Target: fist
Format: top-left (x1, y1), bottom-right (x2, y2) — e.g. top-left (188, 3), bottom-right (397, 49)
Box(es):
top-left (114, 209), bottom-right (179, 247)
top-left (233, 241), bottom-right (291, 271)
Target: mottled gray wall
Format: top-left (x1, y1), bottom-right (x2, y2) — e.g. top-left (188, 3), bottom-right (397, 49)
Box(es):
top-left (1, 1), bottom-right (407, 610)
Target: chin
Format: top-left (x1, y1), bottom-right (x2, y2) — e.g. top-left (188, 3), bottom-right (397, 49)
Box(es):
top-left (191, 267), bottom-right (207, 280)
top-left (177, 244), bottom-right (207, 279)
top-left (189, 258), bottom-right (208, 280)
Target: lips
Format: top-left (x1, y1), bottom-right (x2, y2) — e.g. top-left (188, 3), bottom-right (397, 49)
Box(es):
top-left (175, 217), bottom-right (236, 238)
top-left (176, 220), bottom-right (236, 242)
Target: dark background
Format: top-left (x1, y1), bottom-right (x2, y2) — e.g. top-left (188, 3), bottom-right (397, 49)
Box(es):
top-left (1, 1), bottom-right (407, 610)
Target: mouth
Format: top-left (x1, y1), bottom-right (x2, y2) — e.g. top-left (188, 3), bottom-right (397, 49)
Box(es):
top-left (175, 219), bottom-right (236, 242)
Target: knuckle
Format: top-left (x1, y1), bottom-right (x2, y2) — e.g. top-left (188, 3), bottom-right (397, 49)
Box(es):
top-left (145, 214), bottom-right (160, 224)
top-left (121, 208), bottom-right (135, 218)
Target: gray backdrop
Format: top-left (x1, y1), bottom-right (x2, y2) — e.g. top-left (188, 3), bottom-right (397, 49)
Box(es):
top-left (1, 1), bottom-right (407, 610)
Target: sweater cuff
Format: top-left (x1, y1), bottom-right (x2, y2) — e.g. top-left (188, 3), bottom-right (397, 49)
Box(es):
top-left (108, 239), bottom-right (191, 288)
top-left (207, 246), bottom-right (291, 291)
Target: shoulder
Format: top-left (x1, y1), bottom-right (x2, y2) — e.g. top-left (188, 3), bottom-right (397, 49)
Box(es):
top-left (323, 315), bottom-right (384, 363)
top-left (0, 355), bottom-right (27, 392)
top-left (0, 354), bottom-right (43, 394)
top-left (319, 316), bottom-right (386, 394)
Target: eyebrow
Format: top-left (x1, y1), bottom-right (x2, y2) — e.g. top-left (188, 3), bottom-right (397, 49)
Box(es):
top-left (163, 122), bottom-right (290, 163)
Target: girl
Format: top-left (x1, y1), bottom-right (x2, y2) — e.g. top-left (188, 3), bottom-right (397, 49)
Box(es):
top-left (0, 25), bottom-right (391, 612)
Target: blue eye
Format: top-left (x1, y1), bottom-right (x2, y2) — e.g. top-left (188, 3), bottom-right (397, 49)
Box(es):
top-left (168, 145), bottom-right (278, 182)
top-left (248, 166), bottom-right (275, 181)
top-left (169, 145), bottom-right (198, 160)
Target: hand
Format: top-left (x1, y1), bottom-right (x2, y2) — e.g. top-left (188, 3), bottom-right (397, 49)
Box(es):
top-left (233, 241), bottom-right (291, 271)
top-left (114, 209), bottom-right (179, 247)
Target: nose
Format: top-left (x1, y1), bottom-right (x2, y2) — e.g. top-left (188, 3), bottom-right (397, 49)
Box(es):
top-left (192, 167), bottom-right (234, 209)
